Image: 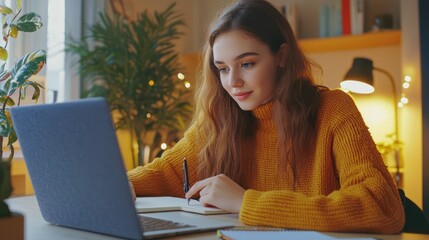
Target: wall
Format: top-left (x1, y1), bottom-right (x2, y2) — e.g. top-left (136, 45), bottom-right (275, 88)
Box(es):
top-left (307, 46), bottom-right (401, 144)
top-left (400, 0), bottom-right (422, 207)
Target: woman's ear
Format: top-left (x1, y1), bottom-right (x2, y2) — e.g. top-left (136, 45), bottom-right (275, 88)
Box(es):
top-left (277, 43), bottom-right (288, 67)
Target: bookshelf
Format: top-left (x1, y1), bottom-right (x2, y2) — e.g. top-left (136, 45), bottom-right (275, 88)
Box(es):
top-left (181, 30), bottom-right (402, 70)
top-left (299, 30), bottom-right (401, 53)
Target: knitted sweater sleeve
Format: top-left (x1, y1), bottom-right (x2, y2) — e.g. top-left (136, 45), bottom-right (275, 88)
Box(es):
top-left (239, 90), bottom-right (405, 234)
top-left (127, 123), bottom-right (201, 198)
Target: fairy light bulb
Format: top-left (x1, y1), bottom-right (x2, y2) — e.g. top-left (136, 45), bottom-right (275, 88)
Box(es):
top-left (404, 75), bottom-right (412, 82)
top-left (161, 143), bottom-right (167, 150)
top-left (177, 73), bottom-right (185, 80)
top-left (184, 81), bottom-right (191, 88)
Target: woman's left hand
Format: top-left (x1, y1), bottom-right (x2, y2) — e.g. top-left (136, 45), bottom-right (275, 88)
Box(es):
top-left (185, 174), bottom-right (245, 213)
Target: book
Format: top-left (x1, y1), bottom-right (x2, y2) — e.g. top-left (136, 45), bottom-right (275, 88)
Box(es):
top-left (350, 0), bottom-right (364, 35)
top-left (330, 0), bottom-right (343, 36)
top-left (217, 227), bottom-right (378, 240)
top-left (342, 0), bottom-right (351, 35)
top-left (282, 2), bottom-right (298, 37)
top-left (135, 196), bottom-right (229, 215)
top-left (319, 4), bottom-right (330, 38)
top-left (270, 0), bottom-right (298, 37)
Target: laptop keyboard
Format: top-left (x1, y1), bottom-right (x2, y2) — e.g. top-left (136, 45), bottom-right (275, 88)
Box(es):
top-left (139, 215), bottom-right (195, 231)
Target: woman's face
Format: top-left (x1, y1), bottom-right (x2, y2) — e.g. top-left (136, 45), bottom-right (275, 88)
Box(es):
top-left (213, 29), bottom-right (281, 111)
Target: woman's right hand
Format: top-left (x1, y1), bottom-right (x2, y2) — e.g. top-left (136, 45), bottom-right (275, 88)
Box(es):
top-left (129, 181), bottom-right (136, 202)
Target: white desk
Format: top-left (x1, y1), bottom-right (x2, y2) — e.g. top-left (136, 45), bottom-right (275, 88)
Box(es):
top-left (5, 196), bottom-right (429, 240)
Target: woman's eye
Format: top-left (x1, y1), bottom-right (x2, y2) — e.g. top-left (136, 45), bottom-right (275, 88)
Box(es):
top-left (241, 62), bottom-right (254, 69)
top-left (218, 67), bottom-right (229, 74)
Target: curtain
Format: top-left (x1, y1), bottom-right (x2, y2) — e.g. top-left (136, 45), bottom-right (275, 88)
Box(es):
top-left (48, 0), bottom-right (105, 102)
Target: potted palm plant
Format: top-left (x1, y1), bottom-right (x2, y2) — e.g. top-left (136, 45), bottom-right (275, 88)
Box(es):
top-left (66, 2), bottom-right (192, 167)
top-left (0, 1), bottom-right (46, 236)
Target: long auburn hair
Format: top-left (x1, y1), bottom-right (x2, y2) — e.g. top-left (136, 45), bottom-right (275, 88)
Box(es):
top-left (193, 0), bottom-right (323, 185)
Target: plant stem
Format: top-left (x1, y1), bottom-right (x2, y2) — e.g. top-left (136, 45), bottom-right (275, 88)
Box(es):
top-left (3, 8), bottom-right (22, 49)
top-left (0, 96), bottom-right (9, 160)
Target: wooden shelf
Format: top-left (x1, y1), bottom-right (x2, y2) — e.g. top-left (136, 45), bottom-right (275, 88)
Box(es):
top-left (299, 30), bottom-right (401, 53)
top-left (181, 30), bottom-right (401, 74)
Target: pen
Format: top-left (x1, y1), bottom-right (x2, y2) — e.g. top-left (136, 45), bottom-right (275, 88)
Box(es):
top-left (183, 158), bottom-right (190, 205)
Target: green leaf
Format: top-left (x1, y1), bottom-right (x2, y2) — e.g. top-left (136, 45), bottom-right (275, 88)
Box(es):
top-left (0, 63), bottom-right (5, 73)
top-left (24, 81), bottom-right (43, 102)
top-left (0, 96), bottom-right (15, 106)
top-left (19, 85), bottom-right (26, 99)
top-left (7, 127), bottom-right (17, 145)
top-left (0, 69), bottom-right (10, 82)
top-left (9, 24), bottom-right (18, 38)
top-left (0, 5), bottom-right (13, 15)
top-left (0, 47), bottom-right (8, 61)
top-left (16, 12), bottom-right (43, 32)
top-left (0, 111), bottom-right (11, 137)
top-left (5, 97), bottom-right (14, 106)
top-left (9, 50), bottom-right (46, 96)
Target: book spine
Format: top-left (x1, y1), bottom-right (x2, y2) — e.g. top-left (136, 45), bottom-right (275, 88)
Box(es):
top-left (351, 0), bottom-right (364, 35)
top-left (319, 4), bottom-right (330, 38)
top-left (342, 0), bottom-right (351, 35)
top-left (330, 0), bottom-right (342, 37)
top-left (271, 1), bottom-right (298, 37)
top-left (284, 3), bottom-right (298, 37)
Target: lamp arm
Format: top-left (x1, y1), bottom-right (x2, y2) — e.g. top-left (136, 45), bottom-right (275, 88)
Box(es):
top-left (373, 67), bottom-right (400, 184)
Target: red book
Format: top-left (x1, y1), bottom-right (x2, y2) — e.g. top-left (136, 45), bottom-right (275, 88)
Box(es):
top-left (342, 0), bottom-right (351, 35)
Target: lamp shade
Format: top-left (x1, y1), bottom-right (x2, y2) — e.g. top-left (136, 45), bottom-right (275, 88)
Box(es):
top-left (340, 58), bottom-right (375, 94)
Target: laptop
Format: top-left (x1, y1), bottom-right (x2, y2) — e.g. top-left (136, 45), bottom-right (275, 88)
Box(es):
top-left (11, 97), bottom-right (234, 240)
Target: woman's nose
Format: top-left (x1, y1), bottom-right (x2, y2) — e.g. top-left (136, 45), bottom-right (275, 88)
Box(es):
top-left (228, 69), bottom-right (244, 87)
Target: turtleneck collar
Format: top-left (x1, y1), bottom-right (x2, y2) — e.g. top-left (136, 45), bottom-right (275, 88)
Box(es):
top-left (251, 102), bottom-right (274, 120)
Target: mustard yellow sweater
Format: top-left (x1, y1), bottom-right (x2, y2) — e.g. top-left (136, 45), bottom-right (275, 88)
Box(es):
top-left (127, 89), bottom-right (405, 234)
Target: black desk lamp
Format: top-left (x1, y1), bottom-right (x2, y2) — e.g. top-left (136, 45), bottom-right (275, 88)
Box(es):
top-left (340, 57), bottom-right (401, 185)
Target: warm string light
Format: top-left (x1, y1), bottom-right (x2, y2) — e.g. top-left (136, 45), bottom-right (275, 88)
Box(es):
top-left (177, 73), bottom-right (185, 80)
top-left (156, 74), bottom-right (188, 153)
top-left (160, 143), bottom-right (167, 150)
top-left (177, 72), bottom-right (191, 88)
top-left (160, 139), bottom-right (178, 151)
top-left (398, 75), bottom-right (411, 108)
top-left (145, 73), bottom-right (191, 121)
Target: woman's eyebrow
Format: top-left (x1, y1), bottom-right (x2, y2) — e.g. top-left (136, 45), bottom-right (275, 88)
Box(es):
top-left (214, 52), bottom-right (259, 65)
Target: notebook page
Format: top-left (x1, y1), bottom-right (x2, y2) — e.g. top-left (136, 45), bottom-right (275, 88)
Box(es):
top-left (217, 229), bottom-right (378, 240)
top-left (135, 197), bottom-right (228, 214)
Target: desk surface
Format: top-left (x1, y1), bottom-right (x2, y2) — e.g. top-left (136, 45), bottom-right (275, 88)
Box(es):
top-left (5, 196), bottom-right (428, 240)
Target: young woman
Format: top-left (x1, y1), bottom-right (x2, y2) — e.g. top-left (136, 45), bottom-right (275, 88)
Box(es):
top-left (128, 0), bottom-right (404, 233)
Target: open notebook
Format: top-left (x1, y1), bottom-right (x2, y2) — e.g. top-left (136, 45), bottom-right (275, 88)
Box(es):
top-left (135, 197), bottom-right (229, 215)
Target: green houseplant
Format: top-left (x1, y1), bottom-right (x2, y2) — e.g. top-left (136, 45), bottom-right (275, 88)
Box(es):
top-left (66, 2), bottom-right (192, 167)
top-left (0, 1), bottom-right (46, 218)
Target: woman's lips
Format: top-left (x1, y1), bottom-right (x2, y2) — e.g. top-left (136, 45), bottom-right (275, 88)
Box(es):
top-left (234, 91), bottom-right (252, 101)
